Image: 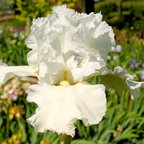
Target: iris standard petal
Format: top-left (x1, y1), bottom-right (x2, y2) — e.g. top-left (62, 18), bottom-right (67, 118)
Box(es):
top-left (25, 5), bottom-right (115, 84)
top-left (27, 49), bottom-right (38, 68)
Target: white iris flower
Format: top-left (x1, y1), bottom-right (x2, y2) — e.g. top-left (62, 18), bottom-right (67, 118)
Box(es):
top-left (0, 5), bottom-right (143, 137)
top-left (25, 5), bottom-right (110, 136)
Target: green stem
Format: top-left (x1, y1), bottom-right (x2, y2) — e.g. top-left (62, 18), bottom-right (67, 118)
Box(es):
top-left (60, 135), bottom-right (72, 144)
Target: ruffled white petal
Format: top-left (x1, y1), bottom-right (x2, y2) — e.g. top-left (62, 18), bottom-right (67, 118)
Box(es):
top-left (126, 79), bottom-right (143, 99)
top-left (114, 66), bottom-right (143, 98)
top-left (25, 32), bottom-right (38, 50)
top-left (0, 65), bottom-right (37, 84)
top-left (73, 83), bottom-right (106, 126)
top-left (38, 61), bottom-right (66, 84)
top-left (94, 22), bottom-right (115, 60)
top-left (27, 83), bottom-right (106, 137)
top-left (27, 49), bottom-right (38, 68)
top-left (100, 66), bottom-right (143, 98)
top-left (25, 5), bottom-right (115, 84)
top-left (66, 55), bottom-right (106, 82)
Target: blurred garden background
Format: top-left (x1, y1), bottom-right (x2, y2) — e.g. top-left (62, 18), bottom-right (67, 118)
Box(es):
top-left (0, 0), bottom-right (144, 143)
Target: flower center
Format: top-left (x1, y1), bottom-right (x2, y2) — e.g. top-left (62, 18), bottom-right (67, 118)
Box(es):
top-left (59, 80), bottom-right (70, 86)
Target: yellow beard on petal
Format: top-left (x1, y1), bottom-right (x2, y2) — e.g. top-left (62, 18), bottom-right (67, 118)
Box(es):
top-left (57, 69), bottom-right (74, 86)
top-left (59, 80), bottom-right (70, 86)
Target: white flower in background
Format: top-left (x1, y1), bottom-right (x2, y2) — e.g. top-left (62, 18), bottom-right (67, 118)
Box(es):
top-left (115, 44), bottom-right (122, 53)
top-left (0, 5), bottom-right (143, 137)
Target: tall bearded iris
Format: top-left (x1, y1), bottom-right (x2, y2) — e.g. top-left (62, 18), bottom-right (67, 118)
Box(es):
top-left (25, 5), bottom-right (115, 84)
top-left (25, 5), bottom-right (110, 136)
top-left (0, 5), bottom-right (143, 137)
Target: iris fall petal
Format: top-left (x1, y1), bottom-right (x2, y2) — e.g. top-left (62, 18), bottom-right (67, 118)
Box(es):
top-left (100, 66), bottom-right (143, 98)
top-left (27, 83), bottom-right (106, 137)
top-left (0, 65), bottom-right (37, 84)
